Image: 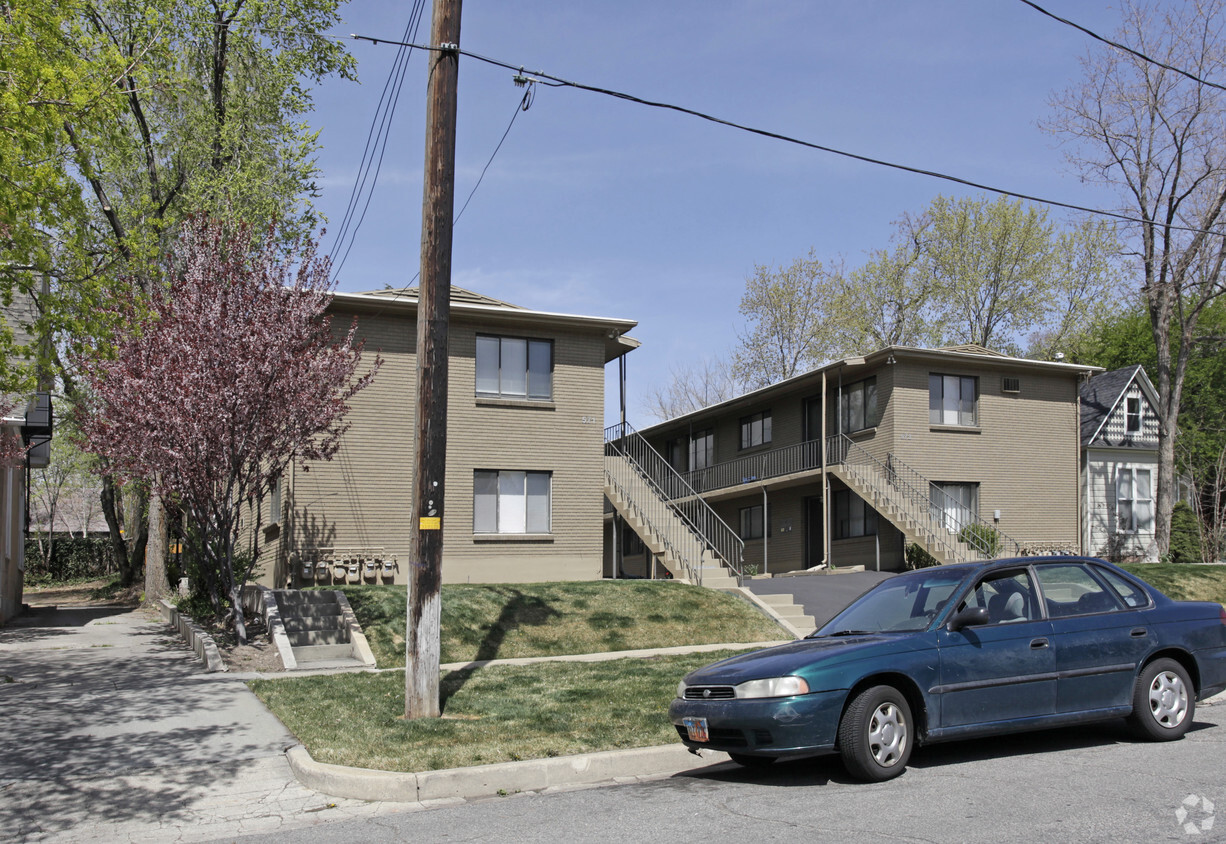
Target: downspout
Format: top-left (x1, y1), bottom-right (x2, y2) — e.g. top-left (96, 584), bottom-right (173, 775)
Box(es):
top-left (761, 483), bottom-right (769, 575)
top-left (821, 368), bottom-right (829, 569)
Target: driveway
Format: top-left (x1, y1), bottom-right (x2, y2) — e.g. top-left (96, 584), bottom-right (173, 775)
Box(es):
top-left (0, 603), bottom-right (397, 842)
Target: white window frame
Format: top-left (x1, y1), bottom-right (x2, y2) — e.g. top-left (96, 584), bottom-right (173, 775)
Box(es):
top-left (1126, 397), bottom-right (1142, 433)
top-left (929, 374), bottom-right (977, 427)
top-left (931, 482), bottom-right (978, 533)
top-left (1116, 466), bottom-right (1154, 534)
top-left (475, 335), bottom-right (553, 400)
top-left (474, 470), bottom-right (552, 534)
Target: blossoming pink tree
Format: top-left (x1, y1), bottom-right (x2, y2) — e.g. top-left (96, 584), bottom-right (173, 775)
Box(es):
top-left (76, 216), bottom-right (380, 642)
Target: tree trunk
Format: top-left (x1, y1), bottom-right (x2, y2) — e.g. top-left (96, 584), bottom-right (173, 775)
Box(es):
top-left (99, 474), bottom-right (132, 582)
top-left (144, 490), bottom-right (171, 602)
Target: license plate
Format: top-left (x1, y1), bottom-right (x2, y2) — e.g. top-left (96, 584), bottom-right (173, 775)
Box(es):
top-left (683, 717), bottom-right (709, 743)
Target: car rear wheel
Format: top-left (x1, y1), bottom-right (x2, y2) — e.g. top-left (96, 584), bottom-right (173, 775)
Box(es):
top-left (838, 685), bottom-right (912, 782)
top-left (1129, 658), bottom-right (1194, 741)
top-left (728, 753), bottom-right (776, 768)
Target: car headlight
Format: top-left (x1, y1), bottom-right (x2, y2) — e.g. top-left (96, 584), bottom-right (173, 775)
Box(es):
top-left (677, 680), bottom-right (688, 699)
top-left (735, 676), bottom-right (810, 699)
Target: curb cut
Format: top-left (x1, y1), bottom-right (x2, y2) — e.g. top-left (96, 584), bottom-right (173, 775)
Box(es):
top-left (286, 742), bottom-right (730, 803)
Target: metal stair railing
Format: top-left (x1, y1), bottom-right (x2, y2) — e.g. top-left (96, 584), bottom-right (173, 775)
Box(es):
top-left (827, 434), bottom-right (1020, 561)
top-left (605, 422), bottom-right (744, 585)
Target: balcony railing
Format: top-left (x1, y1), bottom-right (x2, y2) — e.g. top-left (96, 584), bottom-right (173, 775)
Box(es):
top-left (677, 440), bottom-right (824, 495)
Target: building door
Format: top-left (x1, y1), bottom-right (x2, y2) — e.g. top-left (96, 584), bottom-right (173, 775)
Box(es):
top-left (804, 496), bottom-right (824, 568)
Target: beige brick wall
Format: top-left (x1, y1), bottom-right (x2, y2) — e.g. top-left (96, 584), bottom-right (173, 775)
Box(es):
top-left (270, 306), bottom-right (610, 587)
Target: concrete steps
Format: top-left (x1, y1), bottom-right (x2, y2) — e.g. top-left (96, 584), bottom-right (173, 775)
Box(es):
top-left (262, 589), bottom-right (377, 671)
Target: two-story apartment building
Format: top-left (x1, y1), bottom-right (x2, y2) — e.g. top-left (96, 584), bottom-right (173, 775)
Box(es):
top-left (605, 345), bottom-right (1098, 581)
top-left (256, 286), bottom-right (638, 589)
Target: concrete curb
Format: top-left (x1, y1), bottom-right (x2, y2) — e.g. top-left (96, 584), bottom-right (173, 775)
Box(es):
top-left (286, 742), bottom-right (729, 803)
top-left (158, 599), bottom-right (227, 673)
top-left (334, 591), bottom-right (377, 667)
top-left (243, 585), bottom-right (297, 670)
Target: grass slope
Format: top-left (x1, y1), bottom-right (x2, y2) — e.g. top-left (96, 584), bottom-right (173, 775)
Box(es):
top-left (250, 650), bottom-right (744, 771)
top-left (1120, 563), bottom-right (1226, 605)
top-left (332, 580), bottom-right (789, 667)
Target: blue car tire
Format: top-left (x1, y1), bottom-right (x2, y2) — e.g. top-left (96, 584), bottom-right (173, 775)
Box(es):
top-left (838, 685), bottom-right (912, 782)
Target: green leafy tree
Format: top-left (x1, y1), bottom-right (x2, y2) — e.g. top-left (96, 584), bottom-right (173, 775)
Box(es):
top-left (3, 0), bottom-right (355, 594)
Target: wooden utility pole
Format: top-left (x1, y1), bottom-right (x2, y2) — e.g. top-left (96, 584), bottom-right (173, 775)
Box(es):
top-left (406, 0), bottom-right (462, 720)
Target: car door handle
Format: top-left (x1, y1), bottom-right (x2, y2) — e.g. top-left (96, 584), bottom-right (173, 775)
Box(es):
top-left (1030, 638), bottom-right (1049, 649)
top-left (1130, 628), bottom-right (1148, 638)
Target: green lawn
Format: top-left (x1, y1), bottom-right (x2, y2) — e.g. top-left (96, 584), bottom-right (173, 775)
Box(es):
top-left (330, 580), bottom-right (790, 667)
top-left (1120, 563), bottom-right (1226, 605)
top-left (249, 649), bottom-right (743, 772)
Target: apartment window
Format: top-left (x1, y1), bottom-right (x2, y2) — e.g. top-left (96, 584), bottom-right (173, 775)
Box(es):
top-left (268, 475), bottom-right (281, 525)
top-left (841, 377), bottom-right (878, 433)
top-left (1117, 467), bottom-right (1153, 533)
top-left (739, 411), bottom-right (772, 450)
top-left (931, 482), bottom-right (978, 533)
top-left (833, 489), bottom-right (878, 539)
top-left (474, 470), bottom-right (552, 534)
top-left (689, 429), bottom-right (714, 471)
top-left (929, 374), bottom-right (977, 427)
top-left (1126, 397), bottom-right (1142, 433)
top-left (475, 335), bottom-right (552, 400)
top-left (739, 504), bottom-right (767, 540)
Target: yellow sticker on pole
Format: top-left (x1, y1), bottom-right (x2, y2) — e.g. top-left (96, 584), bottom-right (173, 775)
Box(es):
top-left (419, 517), bottom-right (441, 530)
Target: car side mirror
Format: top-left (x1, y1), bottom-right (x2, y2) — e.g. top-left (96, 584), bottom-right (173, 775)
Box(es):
top-left (946, 606), bottom-right (989, 632)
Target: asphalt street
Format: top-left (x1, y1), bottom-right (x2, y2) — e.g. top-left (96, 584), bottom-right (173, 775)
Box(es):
top-left (213, 704), bottom-right (1226, 844)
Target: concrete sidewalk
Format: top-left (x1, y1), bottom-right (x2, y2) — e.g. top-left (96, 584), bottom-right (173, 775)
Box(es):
top-left (0, 603), bottom-right (741, 842)
top-left (0, 605), bottom-right (415, 842)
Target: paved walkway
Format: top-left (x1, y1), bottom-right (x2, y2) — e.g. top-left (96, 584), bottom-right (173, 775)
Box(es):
top-left (0, 604), bottom-right (405, 843)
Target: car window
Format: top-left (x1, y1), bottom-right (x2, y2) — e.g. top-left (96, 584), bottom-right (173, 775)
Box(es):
top-left (1095, 567), bottom-right (1151, 609)
top-left (1035, 563), bottom-right (1124, 617)
top-left (963, 570), bottom-right (1040, 624)
top-left (816, 568), bottom-right (968, 634)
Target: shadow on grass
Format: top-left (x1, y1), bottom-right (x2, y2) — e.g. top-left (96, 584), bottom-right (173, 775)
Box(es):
top-left (440, 588), bottom-right (560, 711)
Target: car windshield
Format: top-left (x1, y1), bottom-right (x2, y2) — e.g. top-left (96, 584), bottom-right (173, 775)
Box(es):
top-left (813, 568), bottom-right (970, 636)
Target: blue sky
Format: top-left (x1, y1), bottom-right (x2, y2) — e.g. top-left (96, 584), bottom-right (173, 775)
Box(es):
top-left (305, 1), bottom-right (1128, 425)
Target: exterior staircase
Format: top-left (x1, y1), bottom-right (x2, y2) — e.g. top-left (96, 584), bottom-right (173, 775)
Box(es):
top-left (827, 435), bottom-right (1020, 565)
top-left (604, 423), bottom-right (743, 588)
top-left (244, 586), bottom-right (376, 671)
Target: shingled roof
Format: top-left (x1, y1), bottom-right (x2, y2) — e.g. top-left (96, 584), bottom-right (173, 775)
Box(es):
top-left (1080, 365), bottom-right (1143, 445)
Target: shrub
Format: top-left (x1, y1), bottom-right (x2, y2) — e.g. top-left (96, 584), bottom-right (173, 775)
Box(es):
top-left (1168, 502), bottom-right (1202, 564)
top-left (958, 523), bottom-right (1001, 558)
top-left (905, 543), bottom-right (940, 569)
top-left (23, 537), bottom-right (113, 584)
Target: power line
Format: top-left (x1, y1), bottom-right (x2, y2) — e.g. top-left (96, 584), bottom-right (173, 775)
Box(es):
top-left (1017, 0), bottom-right (1226, 93)
top-left (351, 33), bottom-right (1226, 239)
top-left (328, 0), bottom-right (427, 283)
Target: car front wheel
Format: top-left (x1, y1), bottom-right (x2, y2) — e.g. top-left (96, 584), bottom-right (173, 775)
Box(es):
top-left (1129, 658), bottom-right (1194, 741)
top-left (838, 685), bottom-right (912, 782)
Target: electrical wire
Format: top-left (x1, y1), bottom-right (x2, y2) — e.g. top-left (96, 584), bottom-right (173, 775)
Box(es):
top-left (351, 34), bottom-right (1226, 239)
top-left (328, 0), bottom-right (427, 283)
top-left (1017, 0), bottom-right (1226, 93)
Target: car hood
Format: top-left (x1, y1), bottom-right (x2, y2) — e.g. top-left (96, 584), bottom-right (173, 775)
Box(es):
top-left (683, 633), bottom-right (930, 688)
